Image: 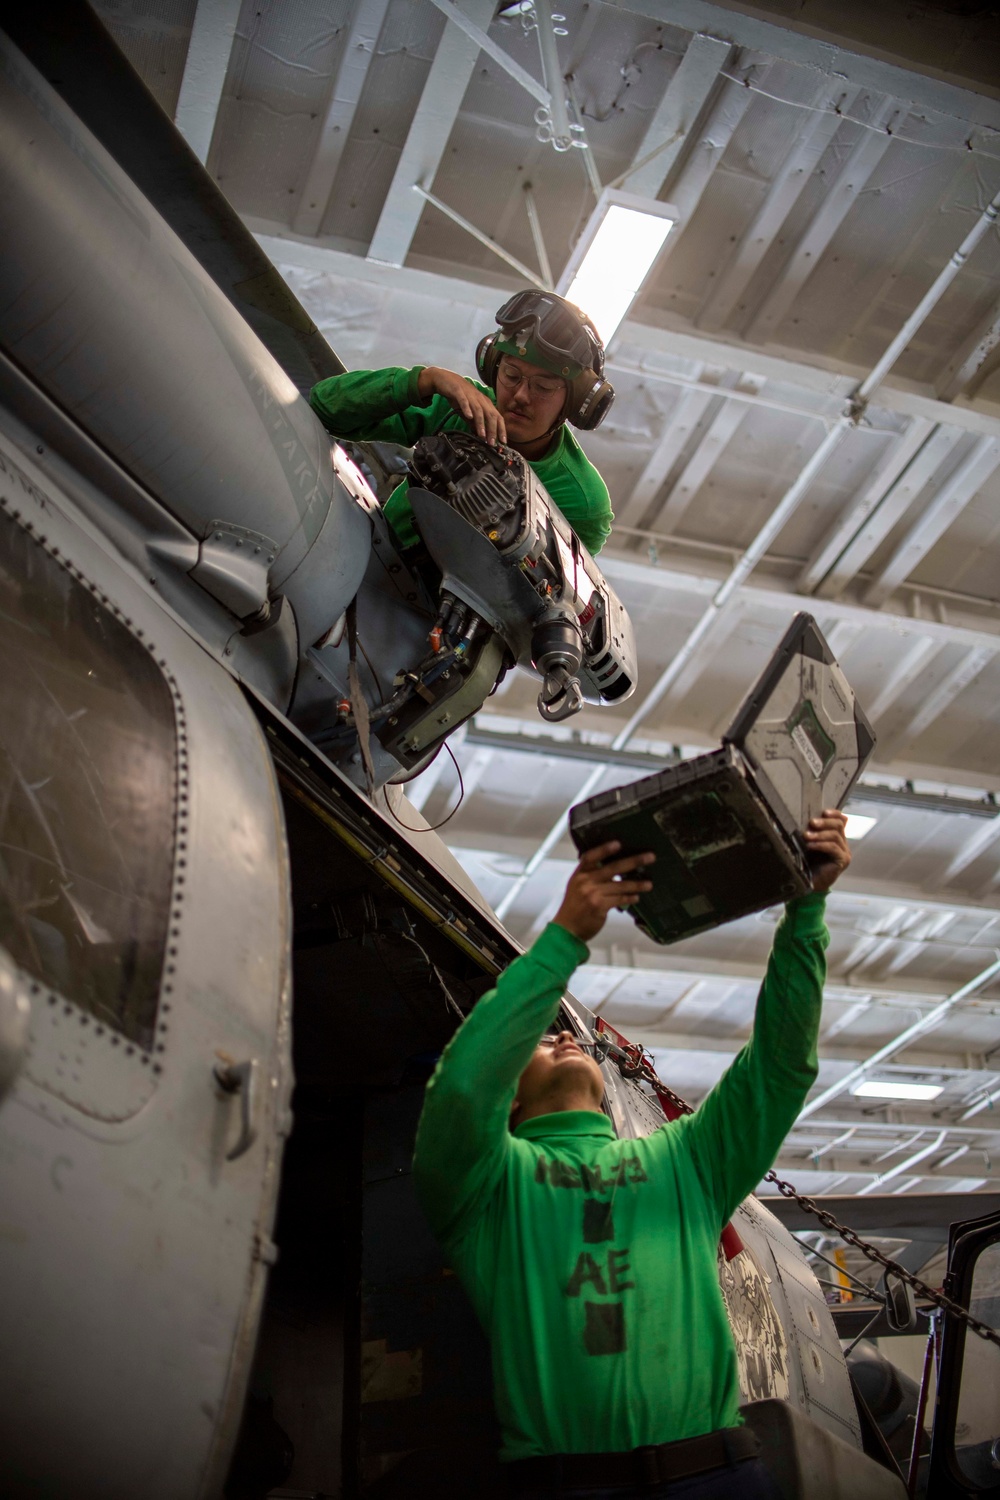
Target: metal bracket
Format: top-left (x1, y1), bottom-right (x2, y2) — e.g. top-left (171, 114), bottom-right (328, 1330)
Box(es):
top-left (191, 520), bottom-right (277, 619)
top-left (214, 1057), bottom-right (259, 1161)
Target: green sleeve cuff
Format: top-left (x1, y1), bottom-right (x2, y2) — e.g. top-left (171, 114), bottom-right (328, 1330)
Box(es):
top-left (538, 921), bottom-right (590, 974)
top-left (398, 365), bottom-right (426, 409)
top-left (781, 891), bottom-right (828, 939)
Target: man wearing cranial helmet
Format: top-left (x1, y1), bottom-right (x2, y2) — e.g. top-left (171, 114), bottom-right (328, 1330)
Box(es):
top-left (309, 289), bottom-right (615, 557)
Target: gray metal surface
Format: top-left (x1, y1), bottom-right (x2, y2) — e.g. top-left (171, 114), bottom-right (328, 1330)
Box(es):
top-left (2, 4), bottom-right (347, 395)
top-left (0, 31), bottom-right (369, 609)
top-left (0, 429), bottom-right (293, 1500)
top-left (0, 27), bottom-right (372, 721)
top-left (742, 1398), bottom-right (906, 1500)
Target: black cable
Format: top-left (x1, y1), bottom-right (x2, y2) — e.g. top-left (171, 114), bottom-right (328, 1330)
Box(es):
top-left (843, 1306), bottom-right (889, 1359)
top-left (388, 741), bottom-right (444, 786)
top-left (384, 738), bottom-right (465, 833)
top-left (357, 636), bottom-right (384, 700)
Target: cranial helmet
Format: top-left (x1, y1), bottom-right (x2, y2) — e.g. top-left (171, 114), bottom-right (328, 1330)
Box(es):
top-left (475, 290), bottom-right (616, 431)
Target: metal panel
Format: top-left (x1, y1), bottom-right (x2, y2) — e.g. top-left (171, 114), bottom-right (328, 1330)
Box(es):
top-left (0, 433), bottom-right (292, 1500)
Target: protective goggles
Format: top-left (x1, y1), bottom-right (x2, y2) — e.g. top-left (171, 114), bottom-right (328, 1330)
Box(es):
top-left (495, 291), bottom-right (605, 376)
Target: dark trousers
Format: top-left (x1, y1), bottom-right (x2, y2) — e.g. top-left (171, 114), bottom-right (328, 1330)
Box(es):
top-left (510, 1455), bottom-right (783, 1499)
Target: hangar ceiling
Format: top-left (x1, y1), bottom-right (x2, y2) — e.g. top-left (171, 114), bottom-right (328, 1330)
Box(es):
top-left (93, 0), bottom-right (1000, 1207)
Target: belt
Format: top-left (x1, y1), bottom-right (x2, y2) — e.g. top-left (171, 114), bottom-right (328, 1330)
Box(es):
top-left (505, 1427), bottom-right (760, 1492)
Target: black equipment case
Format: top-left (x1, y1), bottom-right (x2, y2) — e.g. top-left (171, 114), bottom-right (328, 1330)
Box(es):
top-left (569, 613), bottom-right (875, 944)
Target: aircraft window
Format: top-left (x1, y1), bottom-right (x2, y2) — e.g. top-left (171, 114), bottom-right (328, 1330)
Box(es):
top-left (954, 1238), bottom-right (1000, 1488)
top-left (0, 508), bottom-right (175, 1049)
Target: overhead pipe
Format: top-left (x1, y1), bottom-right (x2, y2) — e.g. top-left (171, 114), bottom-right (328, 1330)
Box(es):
top-left (534, 0), bottom-right (574, 151)
top-left (495, 185), bottom-right (1000, 924)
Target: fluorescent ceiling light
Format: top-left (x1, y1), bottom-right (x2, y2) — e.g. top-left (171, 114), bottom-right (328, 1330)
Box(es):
top-left (844, 813), bottom-right (878, 840)
top-left (557, 189), bottom-right (675, 346)
top-left (853, 1080), bottom-right (944, 1101)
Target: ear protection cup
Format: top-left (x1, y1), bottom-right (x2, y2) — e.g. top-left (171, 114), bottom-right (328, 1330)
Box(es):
top-left (476, 332), bottom-right (502, 389)
top-left (569, 373), bottom-right (616, 431)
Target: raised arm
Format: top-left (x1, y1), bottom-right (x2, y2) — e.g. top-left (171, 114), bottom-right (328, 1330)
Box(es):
top-left (413, 843), bottom-right (654, 1244)
top-left (309, 365), bottom-right (505, 445)
top-left (677, 811), bottom-right (850, 1226)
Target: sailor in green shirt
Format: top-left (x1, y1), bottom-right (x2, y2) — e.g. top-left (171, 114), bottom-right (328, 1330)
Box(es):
top-left (413, 813), bottom-right (850, 1498)
top-left (309, 290), bottom-right (615, 557)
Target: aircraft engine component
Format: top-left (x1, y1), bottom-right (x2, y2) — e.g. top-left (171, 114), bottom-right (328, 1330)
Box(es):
top-left (291, 435), bottom-right (637, 787)
top-left (408, 432), bottom-right (637, 723)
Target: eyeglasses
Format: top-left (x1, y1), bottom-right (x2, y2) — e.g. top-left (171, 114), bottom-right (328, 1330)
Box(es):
top-left (537, 1032), bottom-right (600, 1055)
top-left (496, 361), bottom-right (565, 399)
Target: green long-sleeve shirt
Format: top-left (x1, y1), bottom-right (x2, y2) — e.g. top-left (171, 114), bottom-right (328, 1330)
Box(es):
top-left (309, 365), bottom-right (614, 555)
top-left (412, 895), bottom-right (829, 1461)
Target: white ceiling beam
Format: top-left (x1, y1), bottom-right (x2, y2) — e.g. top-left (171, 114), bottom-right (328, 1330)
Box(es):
top-left (862, 435), bottom-right (1000, 608)
top-left (622, 1026), bottom-right (991, 1075)
top-left (426, 0), bottom-right (550, 107)
top-left (943, 817), bottom-right (1000, 883)
top-left (798, 417), bottom-right (934, 595)
top-left (770, 1160), bottom-right (996, 1188)
top-left (292, 0), bottom-right (391, 238)
top-left (653, 374), bottom-right (765, 532)
top-left (797, 954), bottom-right (1000, 1119)
top-left (748, 99), bottom-right (903, 343)
top-left (252, 231), bottom-right (1000, 443)
top-left (173, 0), bottom-right (243, 165)
top-left (789, 1119), bottom-right (1000, 1142)
top-left (936, 300), bottom-right (1000, 403)
top-left (366, 0), bottom-right (497, 268)
top-left (861, 637), bottom-right (943, 724)
top-left (614, 376), bottom-right (716, 530)
top-left (961, 1080), bottom-right (1000, 1121)
top-left (887, 644), bottom-right (998, 758)
top-left (858, 1129), bottom-right (948, 1194)
top-left (619, 33), bottom-right (733, 197)
top-left (813, 425), bottom-right (965, 598)
top-left (697, 82), bottom-right (859, 334)
top-left (622, 320), bottom-right (1000, 441)
top-left (577, 953), bottom-right (985, 1010)
top-left (608, 0), bottom-right (1000, 131)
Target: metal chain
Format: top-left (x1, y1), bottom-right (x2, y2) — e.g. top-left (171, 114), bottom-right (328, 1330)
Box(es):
top-left (761, 1169), bottom-right (1000, 1350)
top-left (625, 1050), bottom-right (1000, 1351)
